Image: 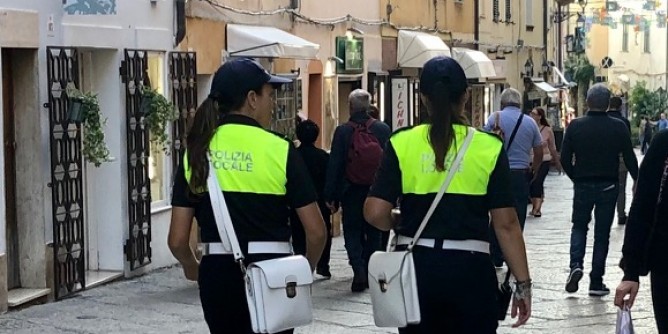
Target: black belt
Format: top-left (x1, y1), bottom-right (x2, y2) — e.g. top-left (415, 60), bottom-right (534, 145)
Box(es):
top-left (511, 168), bottom-right (531, 172)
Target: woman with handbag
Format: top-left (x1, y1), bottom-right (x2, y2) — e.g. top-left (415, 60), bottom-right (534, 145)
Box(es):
top-left (364, 56), bottom-right (532, 333)
top-left (528, 107), bottom-right (563, 217)
top-left (168, 58), bottom-right (327, 334)
top-left (615, 130), bottom-right (668, 333)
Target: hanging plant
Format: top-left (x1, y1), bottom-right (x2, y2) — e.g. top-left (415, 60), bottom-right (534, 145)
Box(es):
top-left (67, 88), bottom-right (112, 167)
top-left (141, 86), bottom-right (178, 154)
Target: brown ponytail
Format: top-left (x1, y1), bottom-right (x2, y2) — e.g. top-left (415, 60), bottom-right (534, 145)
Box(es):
top-left (186, 97), bottom-right (224, 193)
top-left (424, 81), bottom-right (468, 172)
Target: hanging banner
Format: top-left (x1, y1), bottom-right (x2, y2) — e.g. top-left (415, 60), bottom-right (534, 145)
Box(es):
top-left (391, 78), bottom-right (409, 130)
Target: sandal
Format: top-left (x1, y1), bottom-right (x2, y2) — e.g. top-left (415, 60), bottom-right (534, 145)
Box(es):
top-left (534, 211), bottom-right (542, 218)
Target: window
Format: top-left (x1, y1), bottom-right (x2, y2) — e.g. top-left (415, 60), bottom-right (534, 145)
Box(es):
top-left (622, 24), bottom-right (629, 52)
top-left (493, 0), bottom-right (500, 22)
top-left (147, 53), bottom-right (168, 205)
top-left (525, 0), bottom-right (533, 26)
top-left (644, 26), bottom-right (651, 53)
top-left (505, 0), bottom-right (511, 22)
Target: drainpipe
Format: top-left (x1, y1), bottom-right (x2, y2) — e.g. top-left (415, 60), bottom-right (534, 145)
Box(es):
top-left (434, 0), bottom-right (438, 30)
top-left (543, 0), bottom-right (548, 55)
top-left (557, 5), bottom-right (563, 70)
top-left (175, 0), bottom-right (186, 46)
top-left (474, 0), bottom-right (480, 50)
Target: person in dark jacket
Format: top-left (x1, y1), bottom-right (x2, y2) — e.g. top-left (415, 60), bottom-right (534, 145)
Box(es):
top-left (290, 120), bottom-right (333, 278)
top-left (560, 84), bottom-right (639, 297)
top-left (615, 130), bottom-right (668, 334)
top-left (324, 89), bottom-right (391, 292)
top-left (642, 117), bottom-right (654, 155)
top-left (608, 96), bottom-right (632, 225)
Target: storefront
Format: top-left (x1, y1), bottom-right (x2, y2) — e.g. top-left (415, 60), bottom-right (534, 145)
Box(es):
top-left (450, 47), bottom-right (497, 127)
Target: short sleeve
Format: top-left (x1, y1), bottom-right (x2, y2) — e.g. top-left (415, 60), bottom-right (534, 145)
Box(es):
top-left (531, 121), bottom-right (543, 148)
top-left (171, 162), bottom-right (196, 208)
top-left (368, 142), bottom-right (402, 204)
top-left (486, 148), bottom-right (515, 209)
top-left (286, 145), bottom-right (318, 209)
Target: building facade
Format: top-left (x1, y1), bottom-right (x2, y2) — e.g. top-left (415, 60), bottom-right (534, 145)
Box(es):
top-left (0, 0), bottom-right (187, 312)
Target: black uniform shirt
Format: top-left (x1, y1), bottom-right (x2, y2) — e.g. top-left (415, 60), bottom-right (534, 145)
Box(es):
top-left (171, 115), bottom-right (318, 245)
top-left (369, 132), bottom-right (515, 242)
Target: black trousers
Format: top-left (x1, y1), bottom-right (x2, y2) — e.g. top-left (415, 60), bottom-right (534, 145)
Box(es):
top-left (652, 263), bottom-right (668, 333)
top-left (398, 248), bottom-right (499, 333)
top-left (290, 202), bottom-right (332, 270)
top-left (198, 255), bottom-right (294, 334)
top-left (529, 161), bottom-right (551, 198)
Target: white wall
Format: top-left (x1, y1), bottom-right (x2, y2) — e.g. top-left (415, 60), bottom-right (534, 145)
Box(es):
top-left (607, 1), bottom-right (667, 90)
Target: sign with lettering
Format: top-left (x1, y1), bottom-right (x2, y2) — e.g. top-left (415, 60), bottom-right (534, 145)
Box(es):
top-left (391, 78), bottom-right (409, 130)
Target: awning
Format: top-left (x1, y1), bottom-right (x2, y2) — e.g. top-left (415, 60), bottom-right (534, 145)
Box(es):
top-left (226, 24), bottom-right (319, 59)
top-left (534, 81), bottom-right (558, 93)
top-left (451, 48), bottom-right (496, 79)
top-left (397, 30), bottom-right (451, 68)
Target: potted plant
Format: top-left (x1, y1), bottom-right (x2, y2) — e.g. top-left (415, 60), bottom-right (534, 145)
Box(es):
top-left (67, 89), bottom-right (112, 167)
top-left (140, 86), bottom-right (178, 154)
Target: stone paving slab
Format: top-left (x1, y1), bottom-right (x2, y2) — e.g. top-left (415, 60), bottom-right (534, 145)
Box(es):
top-left (0, 167), bottom-right (659, 333)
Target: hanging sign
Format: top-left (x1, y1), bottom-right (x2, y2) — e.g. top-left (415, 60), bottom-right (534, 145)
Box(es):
top-left (391, 78), bottom-right (409, 130)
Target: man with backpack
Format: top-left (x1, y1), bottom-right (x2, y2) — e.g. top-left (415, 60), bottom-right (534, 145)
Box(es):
top-left (324, 89), bottom-right (391, 292)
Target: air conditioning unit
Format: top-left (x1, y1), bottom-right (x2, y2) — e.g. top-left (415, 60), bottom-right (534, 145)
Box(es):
top-left (454, 0), bottom-right (464, 5)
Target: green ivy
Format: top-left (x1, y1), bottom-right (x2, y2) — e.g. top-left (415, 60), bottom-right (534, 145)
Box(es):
top-left (68, 89), bottom-right (112, 167)
top-left (629, 81), bottom-right (668, 125)
top-left (141, 87), bottom-right (178, 154)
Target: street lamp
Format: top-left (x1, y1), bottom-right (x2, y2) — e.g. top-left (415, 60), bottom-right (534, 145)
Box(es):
top-left (542, 58), bottom-right (551, 78)
top-left (523, 59), bottom-right (534, 79)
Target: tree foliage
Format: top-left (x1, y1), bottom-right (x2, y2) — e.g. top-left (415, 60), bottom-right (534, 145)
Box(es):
top-left (629, 81), bottom-right (668, 125)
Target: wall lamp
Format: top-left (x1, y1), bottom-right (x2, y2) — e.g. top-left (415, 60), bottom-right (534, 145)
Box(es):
top-left (328, 56), bottom-right (344, 64)
top-left (346, 27), bottom-right (364, 39)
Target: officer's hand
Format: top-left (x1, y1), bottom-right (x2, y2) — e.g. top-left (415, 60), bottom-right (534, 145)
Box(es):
top-left (183, 262), bottom-right (199, 281)
top-left (511, 295), bottom-right (531, 328)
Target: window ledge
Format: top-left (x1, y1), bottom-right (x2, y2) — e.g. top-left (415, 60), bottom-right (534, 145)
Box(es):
top-left (151, 204), bottom-right (172, 215)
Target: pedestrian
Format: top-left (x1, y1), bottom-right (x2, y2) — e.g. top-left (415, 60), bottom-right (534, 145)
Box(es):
top-left (290, 119), bottom-right (333, 278)
top-left (167, 58), bottom-right (327, 334)
top-left (560, 83), bottom-right (639, 297)
top-left (364, 56), bottom-right (532, 333)
top-left (324, 89), bottom-right (391, 292)
top-left (368, 104), bottom-right (380, 120)
top-left (483, 88), bottom-right (543, 267)
top-left (615, 130), bottom-right (668, 334)
top-left (639, 116), bottom-right (647, 147)
top-left (608, 96), bottom-right (632, 225)
top-left (528, 107), bottom-right (562, 217)
top-left (642, 117), bottom-right (653, 155)
top-left (659, 112), bottom-right (668, 132)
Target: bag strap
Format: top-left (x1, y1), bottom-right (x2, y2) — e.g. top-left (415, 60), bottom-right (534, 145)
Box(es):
top-left (408, 128), bottom-right (475, 251)
top-left (207, 156), bottom-right (245, 262)
top-left (506, 113), bottom-right (524, 150)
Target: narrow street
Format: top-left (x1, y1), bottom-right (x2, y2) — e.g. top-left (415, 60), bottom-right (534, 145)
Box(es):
top-left (0, 170), bottom-right (658, 333)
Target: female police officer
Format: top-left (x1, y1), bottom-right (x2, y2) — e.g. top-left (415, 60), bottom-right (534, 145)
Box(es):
top-left (168, 58), bottom-right (326, 334)
top-left (364, 56), bottom-right (532, 333)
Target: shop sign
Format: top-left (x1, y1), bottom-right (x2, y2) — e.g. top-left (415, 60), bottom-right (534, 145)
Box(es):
top-left (336, 36), bottom-right (364, 74)
top-left (391, 78), bottom-right (409, 129)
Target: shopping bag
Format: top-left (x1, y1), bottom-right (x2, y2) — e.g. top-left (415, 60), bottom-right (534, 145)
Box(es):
top-left (615, 305), bottom-right (635, 334)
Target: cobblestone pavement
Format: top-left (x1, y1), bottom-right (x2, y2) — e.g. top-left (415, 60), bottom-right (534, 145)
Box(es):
top-left (0, 169), bottom-right (659, 333)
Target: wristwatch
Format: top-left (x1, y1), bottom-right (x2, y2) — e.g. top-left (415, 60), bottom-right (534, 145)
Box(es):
top-left (514, 279), bottom-right (533, 300)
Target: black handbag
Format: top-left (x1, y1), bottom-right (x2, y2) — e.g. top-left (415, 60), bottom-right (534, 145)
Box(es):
top-left (497, 270), bottom-right (513, 321)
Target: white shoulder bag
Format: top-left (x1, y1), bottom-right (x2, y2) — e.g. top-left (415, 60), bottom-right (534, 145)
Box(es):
top-left (206, 159), bottom-right (314, 334)
top-left (367, 128), bottom-right (474, 328)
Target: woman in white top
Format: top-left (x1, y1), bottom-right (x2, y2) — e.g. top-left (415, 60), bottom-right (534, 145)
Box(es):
top-left (529, 107), bottom-right (563, 217)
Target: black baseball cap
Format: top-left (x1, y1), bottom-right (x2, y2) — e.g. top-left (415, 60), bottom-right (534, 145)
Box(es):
top-left (420, 56), bottom-right (468, 95)
top-left (209, 58), bottom-right (292, 104)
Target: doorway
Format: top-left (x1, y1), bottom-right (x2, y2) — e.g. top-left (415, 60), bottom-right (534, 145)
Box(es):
top-left (337, 80), bottom-right (362, 123)
top-left (2, 49), bottom-right (19, 290)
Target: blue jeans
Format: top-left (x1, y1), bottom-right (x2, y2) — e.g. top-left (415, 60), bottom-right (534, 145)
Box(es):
top-left (490, 170), bottom-right (530, 265)
top-left (341, 185), bottom-right (383, 274)
top-left (569, 181), bottom-right (618, 284)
